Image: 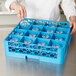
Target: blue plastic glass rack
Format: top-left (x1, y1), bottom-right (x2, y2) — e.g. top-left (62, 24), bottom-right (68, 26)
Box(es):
top-left (4, 18), bottom-right (71, 64)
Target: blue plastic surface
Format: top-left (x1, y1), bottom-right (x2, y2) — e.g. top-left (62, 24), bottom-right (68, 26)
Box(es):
top-left (4, 18), bottom-right (71, 64)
